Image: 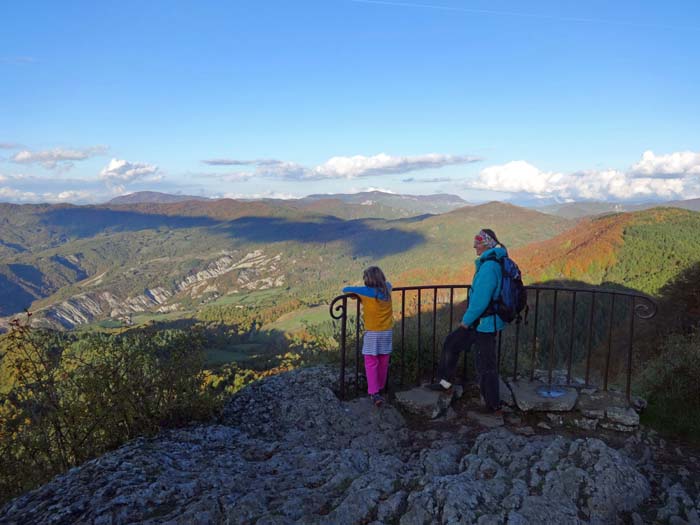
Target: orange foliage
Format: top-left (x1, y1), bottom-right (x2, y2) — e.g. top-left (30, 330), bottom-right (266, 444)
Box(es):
top-left (511, 214), bottom-right (633, 283)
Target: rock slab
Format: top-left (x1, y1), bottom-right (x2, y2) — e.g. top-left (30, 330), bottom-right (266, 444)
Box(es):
top-left (508, 379), bottom-right (578, 412)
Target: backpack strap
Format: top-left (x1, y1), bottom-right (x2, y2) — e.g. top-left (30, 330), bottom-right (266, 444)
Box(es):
top-left (475, 255), bottom-right (504, 324)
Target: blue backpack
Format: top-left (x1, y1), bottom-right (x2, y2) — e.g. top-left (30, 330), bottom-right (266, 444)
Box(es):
top-left (482, 253), bottom-right (528, 324)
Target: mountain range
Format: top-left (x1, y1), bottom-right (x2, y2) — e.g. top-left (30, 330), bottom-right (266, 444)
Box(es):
top-left (1, 191), bottom-right (699, 332)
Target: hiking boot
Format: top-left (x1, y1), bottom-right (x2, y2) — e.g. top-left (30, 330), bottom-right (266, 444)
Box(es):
top-left (370, 393), bottom-right (385, 407)
top-left (425, 381), bottom-right (452, 393)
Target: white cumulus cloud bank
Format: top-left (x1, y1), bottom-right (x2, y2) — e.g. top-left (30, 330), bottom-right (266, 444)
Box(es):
top-left (630, 150), bottom-right (700, 178)
top-left (0, 187), bottom-right (96, 204)
top-left (11, 146), bottom-right (107, 169)
top-left (99, 158), bottom-right (160, 184)
top-left (205, 153), bottom-right (480, 180)
top-left (468, 150), bottom-right (700, 201)
top-left (308, 153), bottom-right (479, 179)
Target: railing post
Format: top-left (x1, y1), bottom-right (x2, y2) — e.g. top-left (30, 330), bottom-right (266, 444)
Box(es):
top-left (627, 296), bottom-right (635, 402)
top-left (432, 287), bottom-right (438, 383)
top-left (604, 293), bottom-right (616, 391)
top-left (336, 296), bottom-right (348, 400)
top-left (548, 290), bottom-right (558, 387)
top-left (417, 289), bottom-right (422, 385)
top-left (400, 290), bottom-right (406, 388)
top-left (585, 292), bottom-right (596, 386)
top-left (567, 291), bottom-right (577, 385)
top-left (530, 289), bottom-right (541, 381)
top-left (355, 298), bottom-right (361, 397)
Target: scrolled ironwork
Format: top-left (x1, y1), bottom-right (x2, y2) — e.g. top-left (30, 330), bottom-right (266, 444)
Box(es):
top-left (633, 295), bottom-right (657, 320)
top-left (329, 293), bottom-right (354, 320)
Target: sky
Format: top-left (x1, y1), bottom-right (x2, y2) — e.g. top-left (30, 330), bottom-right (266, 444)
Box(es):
top-left (1, 0), bottom-right (700, 205)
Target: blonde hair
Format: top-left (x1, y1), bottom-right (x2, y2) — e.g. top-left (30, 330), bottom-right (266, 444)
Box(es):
top-left (363, 266), bottom-right (390, 301)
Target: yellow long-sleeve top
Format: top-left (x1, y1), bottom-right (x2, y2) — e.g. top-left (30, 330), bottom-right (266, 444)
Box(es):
top-left (342, 284), bottom-right (393, 331)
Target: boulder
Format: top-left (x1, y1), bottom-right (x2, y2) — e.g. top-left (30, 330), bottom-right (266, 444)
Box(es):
top-left (393, 386), bottom-right (456, 419)
top-left (508, 380), bottom-right (578, 412)
top-left (606, 406), bottom-right (640, 427)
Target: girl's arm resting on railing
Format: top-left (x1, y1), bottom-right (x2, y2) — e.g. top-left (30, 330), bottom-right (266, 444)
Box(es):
top-left (343, 282), bottom-right (392, 300)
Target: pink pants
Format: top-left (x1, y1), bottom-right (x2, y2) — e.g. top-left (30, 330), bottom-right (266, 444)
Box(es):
top-left (364, 354), bottom-right (390, 395)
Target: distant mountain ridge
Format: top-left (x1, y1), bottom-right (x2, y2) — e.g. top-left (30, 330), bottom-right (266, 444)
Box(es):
top-left (107, 191), bottom-right (210, 205)
top-left (104, 191), bottom-right (471, 220)
top-left (537, 198), bottom-right (700, 219)
top-left (301, 191), bottom-right (469, 215)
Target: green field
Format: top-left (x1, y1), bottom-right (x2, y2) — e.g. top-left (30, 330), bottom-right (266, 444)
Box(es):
top-left (263, 304), bottom-right (330, 332)
top-left (205, 343), bottom-right (270, 367)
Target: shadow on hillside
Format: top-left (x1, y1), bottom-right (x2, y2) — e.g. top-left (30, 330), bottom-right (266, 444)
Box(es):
top-left (40, 208), bottom-right (219, 237)
top-left (125, 319), bottom-right (311, 370)
top-left (222, 216), bottom-right (426, 258)
top-left (0, 275), bottom-right (37, 316)
top-left (657, 262), bottom-right (700, 331)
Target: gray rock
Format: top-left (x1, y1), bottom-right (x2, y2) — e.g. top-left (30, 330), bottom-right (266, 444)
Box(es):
top-left (546, 413), bottom-right (564, 426)
top-left (499, 377), bottom-right (515, 407)
top-left (581, 408), bottom-right (606, 419)
top-left (467, 410), bottom-right (505, 428)
top-left (606, 406), bottom-right (640, 427)
top-left (572, 417), bottom-right (598, 431)
top-left (508, 380), bottom-right (578, 412)
top-left (376, 491), bottom-right (407, 523)
top-left (514, 426), bottom-right (536, 436)
top-left (600, 421), bottom-right (636, 432)
top-left (0, 365), bottom-right (684, 525)
top-left (393, 386), bottom-right (456, 419)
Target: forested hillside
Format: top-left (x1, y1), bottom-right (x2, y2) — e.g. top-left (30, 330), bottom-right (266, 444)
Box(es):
top-left (0, 200), bottom-right (572, 329)
top-left (514, 207), bottom-right (700, 295)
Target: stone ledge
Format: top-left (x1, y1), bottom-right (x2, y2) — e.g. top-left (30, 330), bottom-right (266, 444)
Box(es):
top-left (507, 379), bottom-right (579, 412)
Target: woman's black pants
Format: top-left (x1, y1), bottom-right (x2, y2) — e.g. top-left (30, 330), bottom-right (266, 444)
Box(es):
top-left (437, 326), bottom-right (500, 411)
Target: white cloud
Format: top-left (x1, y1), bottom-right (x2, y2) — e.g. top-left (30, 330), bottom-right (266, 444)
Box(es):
top-left (201, 158), bottom-right (285, 166)
top-left (0, 186), bottom-right (100, 204)
top-left (202, 153), bottom-right (480, 181)
top-left (630, 150), bottom-right (700, 178)
top-left (12, 145), bottom-right (108, 170)
top-left (349, 186), bottom-right (397, 194)
top-left (402, 176), bottom-right (453, 183)
top-left (467, 150), bottom-right (700, 201)
top-left (0, 187), bottom-right (38, 202)
top-left (99, 158), bottom-right (160, 185)
top-left (202, 158), bottom-right (258, 166)
top-left (52, 190), bottom-right (95, 203)
top-left (0, 142), bottom-right (21, 149)
top-left (306, 153), bottom-right (480, 180)
top-left (193, 171), bottom-right (253, 182)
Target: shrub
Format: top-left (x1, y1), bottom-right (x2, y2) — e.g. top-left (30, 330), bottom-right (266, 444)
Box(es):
top-left (638, 329), bottom-right (700, 441)
top-left (0, 316), bottom-right (218, 505)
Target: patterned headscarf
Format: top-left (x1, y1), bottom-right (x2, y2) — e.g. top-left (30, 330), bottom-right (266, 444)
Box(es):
top-left (474, 229), bottom-right (498, 249)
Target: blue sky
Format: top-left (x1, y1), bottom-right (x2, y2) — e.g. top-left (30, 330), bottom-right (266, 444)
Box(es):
top-left (1, 0), bottom-right (700, 204)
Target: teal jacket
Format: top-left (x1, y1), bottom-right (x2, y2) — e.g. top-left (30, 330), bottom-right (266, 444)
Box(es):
top-left (462, 246), bottom-right (506, 333)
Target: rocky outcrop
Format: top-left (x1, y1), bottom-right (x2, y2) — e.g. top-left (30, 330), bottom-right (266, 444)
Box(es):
top-left (1, 366), bottom-right (698, 524)
top-left (27, 250), bottom-right (285, 329)
top-left (175, 250), bottom-right (283, 296)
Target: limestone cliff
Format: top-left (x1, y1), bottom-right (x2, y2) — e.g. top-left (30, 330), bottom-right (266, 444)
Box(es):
top-left (1, 367), bottom-right (698, 524)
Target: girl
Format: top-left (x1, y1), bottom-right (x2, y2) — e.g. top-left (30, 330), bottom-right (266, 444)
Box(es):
top-left (343, 266), bottom-right (393, 407)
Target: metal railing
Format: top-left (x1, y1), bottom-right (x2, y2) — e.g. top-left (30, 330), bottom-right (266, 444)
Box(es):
top-left (329, 284), bottom-right (657, 402)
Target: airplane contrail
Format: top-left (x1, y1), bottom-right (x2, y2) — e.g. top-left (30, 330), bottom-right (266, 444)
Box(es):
top-left (349, 0), bottom-right (700, 32)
